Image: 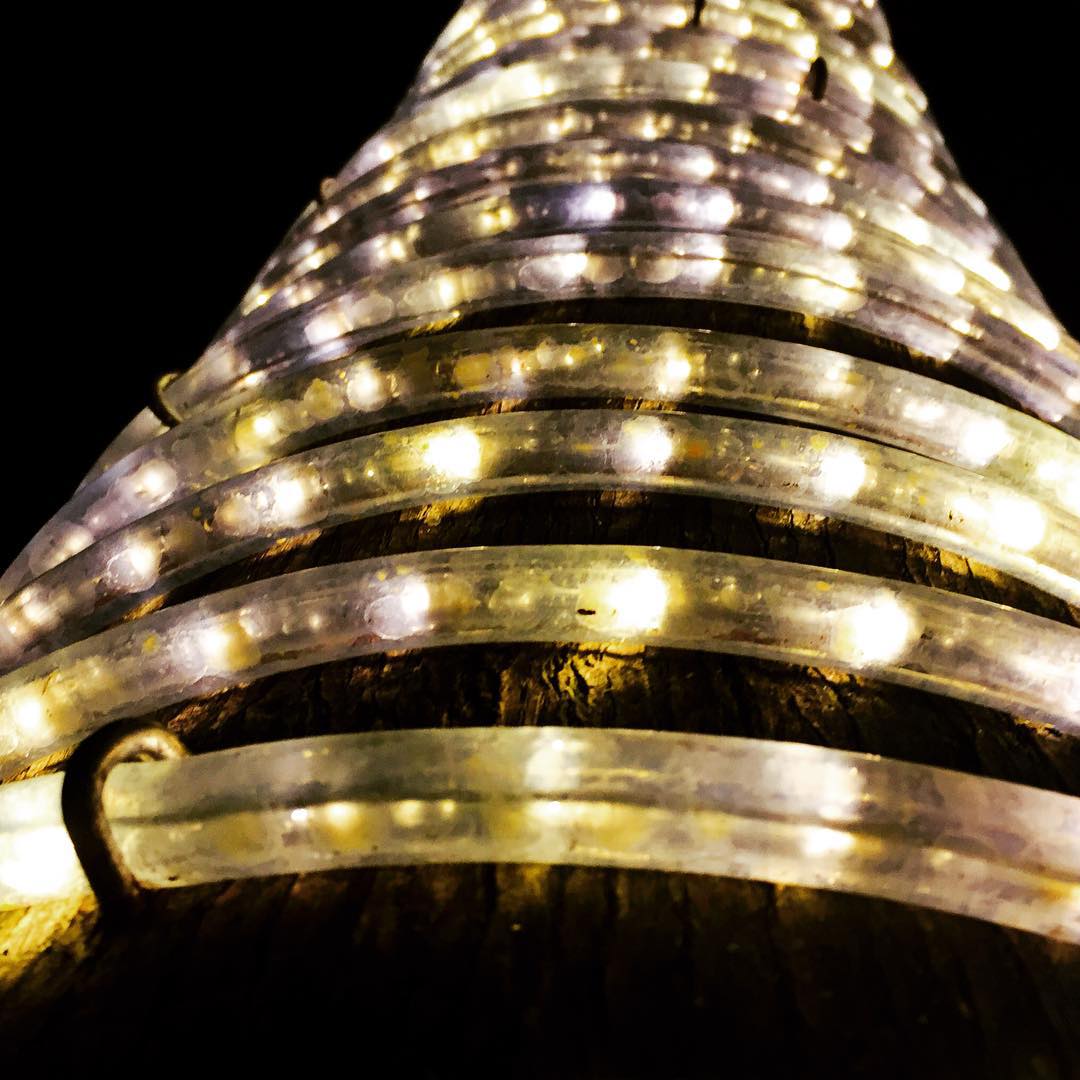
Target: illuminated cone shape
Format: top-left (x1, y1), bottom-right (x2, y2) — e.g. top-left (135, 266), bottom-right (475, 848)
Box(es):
top-left (0, 0), bottom-right (1078, 1028)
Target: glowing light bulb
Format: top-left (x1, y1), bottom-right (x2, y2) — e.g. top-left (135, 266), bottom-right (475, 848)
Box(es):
top-left (106, 538), bottom-right (160, 591)
top-left (196, 619), bottom-right (259, 673)
top-left (1015, 310), bottom-right (1061, 352)
top-left (988, 495), bottom-right (1046, 552)
top-left (423, 428), bottom-right (483, 480)
top-left (804, 178), bottom-right (831, 205)
top-left (603, 567), bottom-right (669, 631)
top-left (822, 215), bottom-right (854, 250)
top-left (701, 190), bottom-right (736, 226)
top-left (833, 593), bottom-right (914, 667)
top-left (802, 825), bottom-right (856, 857)
top-left (130, 460), bottom-right (178, 503)
top-left (268, 473), bottom-right (310, 523)
top-left (618, 416), bottom-right (674, 472)
top-left (870, 42), bottom-right (894, 67)
top-left (235, 408), bottom-right (286, 454)
top-left (0, 827), bottom-right (83, 899)
top-left (1036, 460), bottom-right (1080, 515)
top-left (814, 445), bottom-right (868, 500)
top-left (902, 399), bottom-right (946, 425)
top-left (399, 579), bottom-right (431, 621)
top-left (658, 350), bottom-right (693, 394)
top-left (847, 65), bottom-right (874, 98)
top-left (4, 687), bottom-right (49, 740)
top-left (392, 799), bottom-right (425, 827)
top-left (957, 417), bottom-right (1012, 467)
top-left (578, 185), bottom-right (619, 221)
top-left (345, 361), bottom-right (386, 410)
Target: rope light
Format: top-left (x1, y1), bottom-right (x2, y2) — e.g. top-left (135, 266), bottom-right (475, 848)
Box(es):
top-left (0, 728), bottom-right (1076, 941)
top-left (1, 544), bottom-right (1077, 774)
top-left (0, 0), bottom-right (1076, 943)
top-left (2, 326), bottom-right (1075, 604)
top-left (1, 409), bottom-right (1076, 668)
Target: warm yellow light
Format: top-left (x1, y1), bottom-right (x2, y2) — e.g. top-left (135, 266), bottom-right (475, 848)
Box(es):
top-left (0, 826), bottom-right (83, 899)
top-left (604, 567), bottom-right (669, 631)
top-left (4, 687), bottom-right (49, 741)
top-left (268, 474), bottom-right (309, 523)
top-left (814, 445), bottom-right (868, 500)
top-left (802, 825), bottom-right (856, 857)
top-left (957, 416), bottom-right (1012, 467)
top-left (423, 428), bottom-right (484, 480)
top-left (833, 593), bottom-right (914, 667)
top-left (822, 215), bottom-right (854, 250)
top-left (108, 538), bottom-right (160, 591)
top-left (618, 416), bottom-right (675, 472)
top-left (578, 185), bottom-right (619, 221)
top-left (399, 579), bottom-right (432, 622)
top-left (345, 361), bottom-right (386, 410)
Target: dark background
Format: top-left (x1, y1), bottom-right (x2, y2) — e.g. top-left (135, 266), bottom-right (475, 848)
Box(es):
top-left (4, 2), bottom-right (1076, 568)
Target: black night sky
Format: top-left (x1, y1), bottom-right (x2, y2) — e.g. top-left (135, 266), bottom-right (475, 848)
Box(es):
top-left (5, 2), bottom-right (1076, 568)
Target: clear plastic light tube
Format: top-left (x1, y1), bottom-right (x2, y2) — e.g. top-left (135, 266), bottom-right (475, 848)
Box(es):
top-left (2, 408), bottom-right (1077, 667)
top-left (167, 229), bottom-right (1078, 432)
top-left (257, 141), bottom-right (1008, 316)
top-left (0, 727), bottom-right (1076, 942)
top-left (4, 326), bottom-right (1075, 603)
top-left (316, 100), bottom-right (997, 277)
top-left (117, 0), bottom-right (1075, 429)
top-left (1, 546), bottom-right (1077, 773)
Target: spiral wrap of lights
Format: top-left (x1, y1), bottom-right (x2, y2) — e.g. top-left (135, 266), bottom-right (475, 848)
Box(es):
top-left (0, 0), bottom-right (1077, 940)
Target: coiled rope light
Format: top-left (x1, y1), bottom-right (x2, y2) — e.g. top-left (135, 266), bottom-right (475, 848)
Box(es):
top-left (0, 0), bottom-right (1077, 940)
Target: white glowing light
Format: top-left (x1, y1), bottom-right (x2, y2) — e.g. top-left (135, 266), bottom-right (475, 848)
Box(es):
top-left (5, 688), bottom-right (48, 740)
top-left (683, 151), bottom-right (715, 180)
top-left (701, 190), bottom-right (736, 226)
top-left (822, 216), bottom-right (854, 250)
top-left (804, 178), bottom-right (831, 206)
top-left (107, 538), bottom-right (160, 591)
top-left (304, 307), bottom-right (352, 346)
top-left (870, 42), bottom-right (895, 67)
top-left (902, 399), bottom-right (946, 425)
top-left (802, 825), bottom-right (856, 857)
top-left (957, 417), bottom-right (1012, 467)
top-left (954, 492), bottom-right (1046, 553)
top-left (1036, 460), bottom-right (1080, 515)
top-left (658, 350), bottom-right (693, 393)
top-left (618, 416), bottom-right (674, 472)
top-left (578, 185), bottom-right (619, 221)
top-left (814, 445), bottom-right (868, 500)
top-left (130, 460), bottom-right (178, 502)
top-left (268, 474), bottom-right (309, 522)
top-left (399, 579), bottom-right (432, 622)
top-left (1015, 310), bottom-right (1061, 352)
top-left (197, 626), bottom-right (231, 667)
top-left (988, 496), bottom-right (1047, 552)
top-left (235, 408), bottom-right (286, 454)
top-left (345, 361), bottom-right (386, 410)
top-left (604, 567), bottom-right (669, 631)
top-left (833, 593), bottom-right (914, 667)
top-left (423, 428), bottom-right (483, 480)
top-left (847, 65), bottom-right (874, 98)
top-left (0, 827), bottom-right (83, 899)
top-left (526, 733), bottom-right (575, 789)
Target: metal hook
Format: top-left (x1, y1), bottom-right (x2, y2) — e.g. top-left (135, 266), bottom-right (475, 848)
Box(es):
top-left (61, 719), bottom-right (189, 921)
top-left (149, 372), bottom-right (184, 428)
